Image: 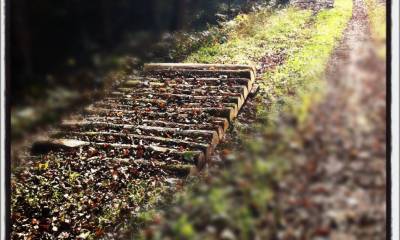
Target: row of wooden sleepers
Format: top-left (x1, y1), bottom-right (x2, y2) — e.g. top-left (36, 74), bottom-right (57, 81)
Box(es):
top-left (32, 63), bottom-right (256, 174)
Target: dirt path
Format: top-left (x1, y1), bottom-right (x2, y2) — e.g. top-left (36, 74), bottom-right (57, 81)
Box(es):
top-left (274, 0), bottom-right (386, 239)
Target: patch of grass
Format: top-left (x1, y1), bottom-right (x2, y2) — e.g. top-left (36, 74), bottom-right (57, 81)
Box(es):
top-left (365, 0), bottom-right (386, 59)
top-left (262, 0), bottom-right (353, 124)
top-left (186, 7), bottom-right (313, 65)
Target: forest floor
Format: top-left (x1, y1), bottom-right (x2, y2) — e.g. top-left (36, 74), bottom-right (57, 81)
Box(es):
top-left (10, 0), bottom-right (387, 239)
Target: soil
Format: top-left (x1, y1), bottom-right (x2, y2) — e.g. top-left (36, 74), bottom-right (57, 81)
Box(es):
top-left (271, 0), bottom-right (387, 238)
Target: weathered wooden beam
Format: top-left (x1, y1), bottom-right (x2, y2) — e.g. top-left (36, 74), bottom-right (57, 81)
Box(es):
top-left (73, 116), bottom-right (228, 139)
top-left (85, 104), bottom-right (237, 121)
top-left (31, 139), bottom-right (206, 166)
top-left (143, 63), bottom-right (256, 74)
top-left (50, 131), bottom-right (214, 158)
top-left (79, 109), bottom-right (229, 134)
top-left (121, 77), bottom-right (253, 91)
top-left (143, 63), bottom-right (255, 85)
top-left (60, 120), bottom-right (220, 146)
top-left (104, 95), bottom-right (242, 107)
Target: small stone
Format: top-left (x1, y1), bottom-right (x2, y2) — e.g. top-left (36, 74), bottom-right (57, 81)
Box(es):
top-left (221, 229), bottom-right (236, 240)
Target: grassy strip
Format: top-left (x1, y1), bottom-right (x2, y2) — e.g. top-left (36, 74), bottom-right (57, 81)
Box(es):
top-left (186, 7), bottom-right (313, 64)
top-left (365, 0), bottom-right (386, 59)
top-left (261, 0), bottom-right (353, 124)
top-left (130, 0), bottom-right (353, 239)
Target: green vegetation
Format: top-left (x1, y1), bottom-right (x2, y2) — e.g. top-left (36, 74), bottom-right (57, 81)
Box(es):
top-left (263, 0), bottom-right (353, 123)
top-left (130, 0), bottom-right (353, 239)
top-left (365, 0), bottom-right (386, 59)
top-left (187, 0), bottom-right (353, 122)
top-left (186, 7), bottom-right (312, 64)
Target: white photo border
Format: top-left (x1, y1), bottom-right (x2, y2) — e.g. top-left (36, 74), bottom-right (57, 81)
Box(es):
top-left (0, 0), bottom-right (398, 239)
